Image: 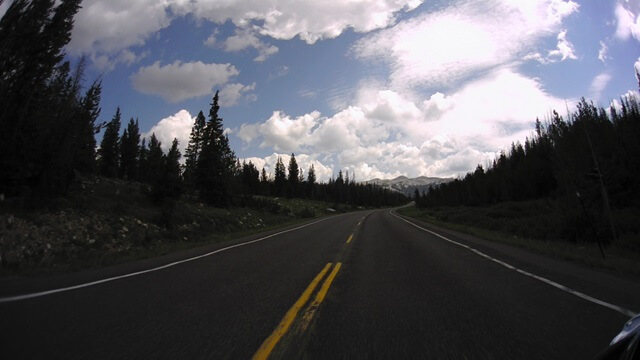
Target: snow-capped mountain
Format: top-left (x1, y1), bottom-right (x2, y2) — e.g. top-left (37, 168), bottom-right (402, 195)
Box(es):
top-left (363, 176), bottom-right (453, 197)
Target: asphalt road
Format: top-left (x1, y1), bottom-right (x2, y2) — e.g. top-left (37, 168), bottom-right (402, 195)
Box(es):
top-left (1, 209), bottom-right (638, 359)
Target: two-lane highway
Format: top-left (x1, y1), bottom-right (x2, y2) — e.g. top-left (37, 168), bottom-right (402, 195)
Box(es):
top-left (1, 211), bottom-right (368, 359)
top-left (296, 210), bottom-right (638, 359)
top-left (1, 209), bottom-right (638, 359)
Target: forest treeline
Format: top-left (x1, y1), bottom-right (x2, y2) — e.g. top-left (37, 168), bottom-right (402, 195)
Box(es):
top-left (0, 0), bottom-right (407, 209)
top-left (88, 92), bottom-right (407, 208)
top-left (416, 94), bottom-right (640, 245)
top-left (0, 0), bottom-right (95, 196)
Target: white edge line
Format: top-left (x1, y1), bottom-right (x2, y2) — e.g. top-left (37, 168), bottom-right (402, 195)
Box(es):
top-left (0, 216), bottom-right (334, 303)
top-left (390, 210), bottom-right (638, 318)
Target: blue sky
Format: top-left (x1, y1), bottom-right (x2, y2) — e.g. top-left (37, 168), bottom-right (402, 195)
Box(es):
top-left (3, 0), bottom-right (639, 181)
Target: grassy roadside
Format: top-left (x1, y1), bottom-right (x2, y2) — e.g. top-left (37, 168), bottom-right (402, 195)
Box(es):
top-left (397, 205), bottom-right (640, 277)
top-left (0, 176), bottom-right (360, 277)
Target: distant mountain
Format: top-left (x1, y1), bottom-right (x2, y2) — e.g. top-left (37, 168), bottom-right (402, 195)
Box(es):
top-left (363, 176), bottom-right (453, 197)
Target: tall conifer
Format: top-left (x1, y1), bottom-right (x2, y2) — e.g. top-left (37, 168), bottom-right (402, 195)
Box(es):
top-left (274, 156), bottom-right (287, 197)
top-left (120, 118), bottom-right (140, 180)
top-left (197, 91), bottom-right (236, 207)
top-left (184, 111), bottom-right (206, 187)
top-left (288, 153), bottom-right (299, 197)
top-left (98, 108), bottom-right (122, 178)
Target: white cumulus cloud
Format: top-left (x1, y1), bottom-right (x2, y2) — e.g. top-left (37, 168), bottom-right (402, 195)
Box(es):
top-left (204, 30), bottom-right (218, 47)
top-left (236, 68), bottom-right (568, 179)
top-left (615, 2), bottom-right (640, 42)
top-left (238, 111), bottom-right (321, 153)
top-left (143, 109), bottom-right (195, 156)
top-left (419, 69), bottom-right (570, 151)
top-left (547, 29), bottom-right (577, 62)
top-left (223, 29), bottom-right (279, 62)
top-left (589, 72), bottom-right (612, 101)
top-left (67, 0), bottom-right (176, 70)
top-left (423, 92), bottom-right (455, 120)
top-left (182, 0), bottom-right (423, 44)
top-left (353, 0), bottom-right (579, 89)
top-left (65, 0), bottom-right (424, 67)
top-left (131, 61), bottom-right (239, 103)
top-left (220, 83), bottom-right (257, 107)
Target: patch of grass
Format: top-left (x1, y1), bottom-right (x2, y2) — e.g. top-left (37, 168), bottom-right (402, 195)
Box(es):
top-left (398, 205), bottom-right (640, 277)
top-left (0, 175), bottom-right (356, 277)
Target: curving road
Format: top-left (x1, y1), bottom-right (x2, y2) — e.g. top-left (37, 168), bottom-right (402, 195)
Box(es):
top-left (1, 209), bottom-right (638, 359)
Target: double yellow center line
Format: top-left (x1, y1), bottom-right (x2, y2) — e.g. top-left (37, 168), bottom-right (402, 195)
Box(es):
top-left (252, 263), bottom-right (335, 360)
top-left (253, 231), bottom-right (356, 360)
top-left (253, 262), bottom-right (342, 359)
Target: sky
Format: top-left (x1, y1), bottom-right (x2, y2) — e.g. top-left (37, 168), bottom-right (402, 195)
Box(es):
top-left (2, 0), bottom-right (640, 182)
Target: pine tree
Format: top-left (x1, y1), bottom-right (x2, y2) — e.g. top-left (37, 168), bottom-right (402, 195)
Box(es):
top-left (197, 91), bottom-right (237, 207)
top-left (335, 170), bottom-right (345, 203)
top-left (138, 138), bottom-right (149, 183)
top-left (414, 188), bottom-right (421, 207)
top-left (146, 133), bottom-right (164, 183)
top-left (184, 110), bottom-right (206, 187)
top-left (307, 164), bottom-right (316, 199)
top-left (98, 107), bottom-right (122, 178)
top-left (240, 160), bottom-right (260, 195)
top-left (166, 138), bottom-right (182, 177)
top-left (307, 164), bottom-right (316, 184)
top-left (36, 61), bottom-right (78, 193)
top-left (260, 166), bottom-right (270, 195)
top-left (0, 0), bottom-right (89, 196)
top-left (144, 133), bottom-right (169, 201)
top-left (163, 137), bottom-right (182, 198)
top-left (274, 156), bottom-right (287, 196)
top-left (288, 153), bottom-right (299, 197)
top-left (120, 118), bottom-right (140, 180)
top-left (0, 0), bottom-right (82, 125)
top-left (74, 78), bottom-right (102, 174)
top-left (234, 159), bottom-right (243, 181)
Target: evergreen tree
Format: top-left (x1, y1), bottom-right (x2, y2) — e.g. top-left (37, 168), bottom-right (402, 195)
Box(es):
top-left (144, 133), bottom-right (171, 201)
top-left (335, 170), bottom-right (345, 203)
top-left (162, 137), bottom-right (182, 198)
top-left (418, 92), bottom-right (640, 244)
top-left (138, 138), bottom-right (149, 182)
top-left (0, 0), bottom-right (82, 126)
top-left (260, 167), bottom-right (270, 195)
top-left (120, 118), bottom-right (140, 180)
top-left (98, 107), bottom-right (121, 178)
top-left (166, 138), bottom-right (182, 177)
top-left (36, 61), bottom-right (78, 193)
top-left (240, 160), bottom-right (260, 195)
top-left (274, 156), bottom-right (287, 196)
top-left (233, 159), bottom-right (243, 183)
top-left (0, 0), bottom-right (91, 196)
top-left (288, 153), bottom-right (299, 197)
top-left (307, 164), bottom-right (316, 199)
top-left (184, 110), bottom-right (206, 187)
top-left (146, 133), bottom-right (164, 184)
top-left (74, 78), bottom-right (102, 174)
top-left (197, 91), bottom-right (237, 207)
